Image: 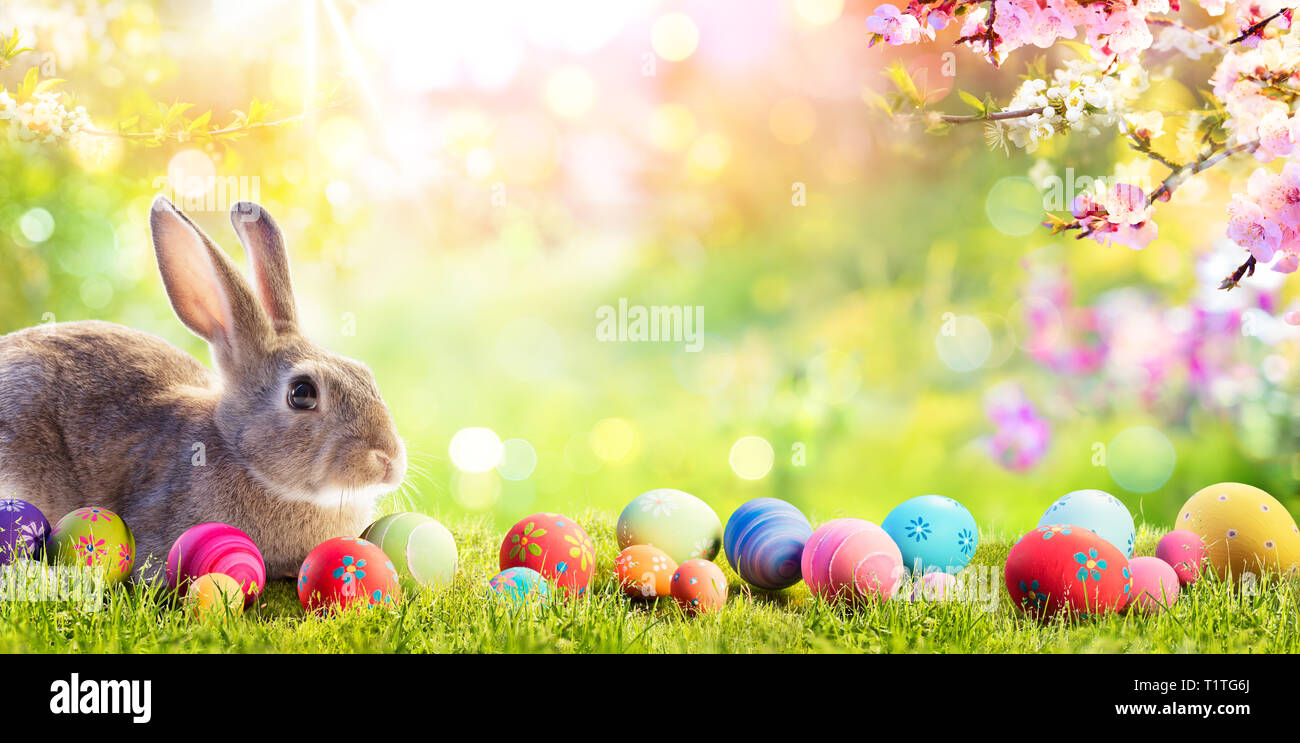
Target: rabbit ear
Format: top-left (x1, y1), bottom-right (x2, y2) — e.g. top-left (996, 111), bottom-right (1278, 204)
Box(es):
top-left (150, 196), bottom-right (273, 369)
top-left (230, 201), bottom-right (298, 334)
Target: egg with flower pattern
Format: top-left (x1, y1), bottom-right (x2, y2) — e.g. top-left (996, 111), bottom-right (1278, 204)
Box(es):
top-left (671, 558), bottom-right (728, 614)
top-left (297, 536), bottom-right (401, 613)
top-left (882, 494), bottom-right (979, 574)
top-left (1175, 482), bottom-right (1300, 580)
top-left (498, 512), bottom-right (596, 596)
top-left (1005, 525), bottom-right (1132, 620)
top-left (615, 544), bottom-right (677, 599)
top-left (617, 489), bottom-right (723, 564)
top-left (0, 497), bottom-right (50, 565)
top-left (49, 507), bottom-right (135, 586)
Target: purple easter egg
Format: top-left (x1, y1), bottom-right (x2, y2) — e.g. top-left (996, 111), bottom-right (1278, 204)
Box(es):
top-left (1128, 556), bottom-right (1180, 613)
top-left (1155, 529), bottom-right (1206, 586)
top-left (801, 518), bottom-right (903, 603)
top-left (0, 497), bottom-right (50, 565)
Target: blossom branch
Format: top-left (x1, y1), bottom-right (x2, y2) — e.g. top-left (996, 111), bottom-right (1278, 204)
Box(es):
top-left (1147, 18), bottom-right (1230, 51)
top-left (1146, 140), bottom-right (1260, 205)
top-left (1229, 7), bottom-right (1294, 44)
top-left (1219, 255), bottom-right (1257, 290)
top-left (937, 106), bottom-right (1051, 124)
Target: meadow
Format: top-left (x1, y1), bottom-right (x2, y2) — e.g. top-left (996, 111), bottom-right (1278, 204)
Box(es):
top-left (3, 512), bottom-right (1296, 654)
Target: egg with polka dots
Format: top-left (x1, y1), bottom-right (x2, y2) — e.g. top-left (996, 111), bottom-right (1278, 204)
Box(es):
top-left (1176, 482), bottom-right (1300, 580)
top-left (671, 559), bottom-right (728, 615)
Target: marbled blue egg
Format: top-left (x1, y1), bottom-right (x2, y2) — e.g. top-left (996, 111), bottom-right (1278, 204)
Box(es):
top-left (882, 495), bottom-right (979, 574)
top-left (723, 498), bottom-right (812, 590)
top-left (1038, 489), bottom-right (1135, 558)
top-left (0, 497), bottom-right (50, 565)
top-left (487, 566), bottom-right (551, 605)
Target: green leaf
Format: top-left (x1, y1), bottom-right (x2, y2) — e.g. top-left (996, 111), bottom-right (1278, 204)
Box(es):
top-left (883, 61), bottom-right (924, 110)
top-left (958, 89), bottom-right (986, 115)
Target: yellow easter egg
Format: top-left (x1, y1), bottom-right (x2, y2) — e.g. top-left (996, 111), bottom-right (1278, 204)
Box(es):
top-left (185, 573), bottom-right (245, 621)
top-left (1176, 483), bottom-right (1300, 580)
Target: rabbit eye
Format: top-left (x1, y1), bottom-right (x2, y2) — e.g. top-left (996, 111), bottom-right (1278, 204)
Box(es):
top-left (288, 380), bottom-right (318, 410)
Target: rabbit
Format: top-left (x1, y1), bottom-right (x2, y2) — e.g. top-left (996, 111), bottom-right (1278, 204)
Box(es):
top-left (0, 197), bottom-right (407, 581)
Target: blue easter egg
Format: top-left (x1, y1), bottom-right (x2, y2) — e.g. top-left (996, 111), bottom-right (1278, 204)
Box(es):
top-left (882, 495), bottom-right (979, 574)
top-left (1038, 489), bottom-right (1135, 558)
top-left (723, 498), bottom-right (813, 590)
top-left (487, 566), bottom-right (551, 605)
top-left (0, 497), bottom-right (50, 565)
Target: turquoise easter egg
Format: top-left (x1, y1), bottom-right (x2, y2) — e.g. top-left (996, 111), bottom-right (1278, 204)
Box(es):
top-left (617, 489), bottom-right (722, 564)
top-left (882, 495), bottom-right (979, 574)
top-left (487, 567), bottom-right (551, 605)
top-left (361, 512), bottom-right (458, 589)
top-left (1038, 489), bottom-right (1135, 558)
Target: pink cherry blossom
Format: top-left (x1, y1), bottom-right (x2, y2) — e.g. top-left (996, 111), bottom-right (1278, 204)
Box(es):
top-left (1226, 195), bottom-right (1283, 262)
top-left (866, 4), bottom-right (924, 46)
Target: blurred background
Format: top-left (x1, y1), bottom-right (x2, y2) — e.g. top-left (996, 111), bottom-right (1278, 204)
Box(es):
top-left (2, 0), bottom-right (1298, 536)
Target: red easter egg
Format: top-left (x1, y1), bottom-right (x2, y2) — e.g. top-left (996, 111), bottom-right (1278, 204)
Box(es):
top-left (297, 537), bottom-right (401, 613)
top-left (1005, 525), bottom-right (1132, 620)
top-left (1155, 529), bottom-right (1206, 586)
top-left (166, 522), bottom-right (266, 607)
top-left (498, 513), bottom-right (596, 596)
top-left (671, 558), bottom-right (728, 614)
top-left (801, 518), bottom-right (904, 603)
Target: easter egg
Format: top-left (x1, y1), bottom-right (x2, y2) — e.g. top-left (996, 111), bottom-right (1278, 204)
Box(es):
top-left (49, 507), bottom-right (135, 585)
top-left (0, 497), bottom-right (50, 565)
top-left (801, 518), bottom-right (904, 603)
top-left (499, 512), bottom-right (596, 596)
top-left (1005, 525), bottom-right (1132, 620)
top-left (614, 544), bottom-right (677, 599)
top-left (617, 489), bottom-right (723, 564)
top-left (671, 558), bottom-right (728, 614)
top-left (1176, 482), bottom-right (1300, 579)
top-left (882, 494), bottom-right (979, 574)
top-left (166, 522), bottom-right (266, 607)
top-left (487, 567), bottom-right (551, 605)
top-left (361, 512), bottom-right (458, 589)
top-left (1127, 556), bottom-right (1180, 614)
top-left (297, 536), bottom-right (401, 613)
top-left (185, 573), bottom-right (245, 621)
top-left (722, 497), bottom-right (812, 590)
top-left (1155, 529), bottom-right (1206, 586)
top-left (904, 571), bottom-right (960, 603)
top-left (1038, 489), bottom-right (1135, 557)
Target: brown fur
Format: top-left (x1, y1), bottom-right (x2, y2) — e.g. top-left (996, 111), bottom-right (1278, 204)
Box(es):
top-left (0, 198), bottom-right (406, 579)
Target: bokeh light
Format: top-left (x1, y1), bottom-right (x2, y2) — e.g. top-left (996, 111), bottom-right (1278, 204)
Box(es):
top-left (651, 13), bottom-right (699, 62)
top-left (729, 436), bottom-right (775, 480)
top-left (936, 315), bottom-right (993, 372)
top-left (1108, 426), bottom-right (1176, 493)
top-left (986, 177), bottom-right (1044, 236)
top-left (497, 438), bottom-right (538, 481)
top-left (545, 66), bottom-right (596, 119)
top-left (449, 427), bottom-right (504, 473)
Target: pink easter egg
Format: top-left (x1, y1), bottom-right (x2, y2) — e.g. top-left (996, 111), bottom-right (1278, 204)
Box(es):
top-left (907, 571), bottom-right (960, 602)
top-left (166, 523), bottom-right (267, 607)
top-left (801, 518), bottom-right (903, 602)
top-left (1155, 529), bottom-right (1206, 586)
top-left (1128, 556), bottom-right (1180, 614)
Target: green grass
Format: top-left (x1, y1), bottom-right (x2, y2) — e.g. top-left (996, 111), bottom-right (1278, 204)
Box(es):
top-left (3, 513), bottom-right (1298, 654)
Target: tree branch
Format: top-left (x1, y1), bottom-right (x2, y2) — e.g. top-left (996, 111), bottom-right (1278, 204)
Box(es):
top-left (1147, 140), bottom-right (1259, 205)
top-left (1229, 7), bottom-right (1293, 44)
top-left (938, 106), bottom-right (1051, 124)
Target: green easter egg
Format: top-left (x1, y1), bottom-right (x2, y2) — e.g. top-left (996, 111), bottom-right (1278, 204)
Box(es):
top-left (49, 506), bottom-right (135, 585)
top-left (361, 512), bottom-right (458, 589)
top-left (617, 489), bottom-right (722, 564)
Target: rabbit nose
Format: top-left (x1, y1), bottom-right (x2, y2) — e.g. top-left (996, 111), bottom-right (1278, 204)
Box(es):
top-left (372, 451), bottom-right (394, 479)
